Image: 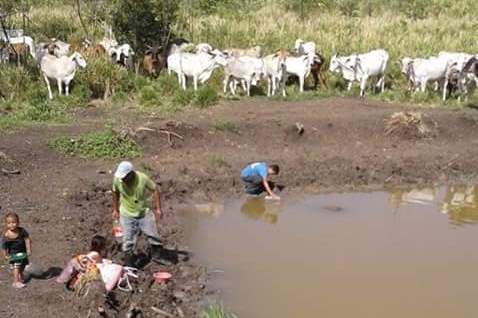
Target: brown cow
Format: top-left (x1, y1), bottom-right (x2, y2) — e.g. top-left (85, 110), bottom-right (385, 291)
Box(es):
top-left (7, 43), bottom-right (30, 66)
top-left (310, 53), bottom-right (327, 89)
top-left (142, 46), bottom-right (166, 78)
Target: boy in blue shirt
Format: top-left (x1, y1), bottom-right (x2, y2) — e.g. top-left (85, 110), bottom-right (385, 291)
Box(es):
top-left (240, 162), bottom-right (280, 199)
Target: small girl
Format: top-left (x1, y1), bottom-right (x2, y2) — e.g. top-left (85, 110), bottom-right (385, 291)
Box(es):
top-left (2, 212), bottom-right (32, 289)
top-left (56, 235), bottom-right (106, 289)
top-left (57, 235), bottom-right (125, 293)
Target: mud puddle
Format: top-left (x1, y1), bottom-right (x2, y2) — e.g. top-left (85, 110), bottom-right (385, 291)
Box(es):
top-left (179, 186), bottom-right (478, 318)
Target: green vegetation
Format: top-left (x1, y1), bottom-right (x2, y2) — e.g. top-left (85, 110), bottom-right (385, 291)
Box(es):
top-left (1, 0), bottom-right (478, 130)
top-left (49, 129), bottom-right (142, 159)
top-left (212, 119), bottom-right (239, 133)
top-left (208, 154), bottom-right (228, 169)
top-left (201, 303), bottom-right (237, 318)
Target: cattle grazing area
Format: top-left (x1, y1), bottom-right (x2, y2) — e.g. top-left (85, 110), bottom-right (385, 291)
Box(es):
top-left (1, 1), bottom-right (478, 131)
top-left (2, 1), bottom-right (478, 318)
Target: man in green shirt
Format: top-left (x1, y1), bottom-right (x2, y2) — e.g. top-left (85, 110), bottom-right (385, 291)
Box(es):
top-left (112, 161), bottom-right (163, 266)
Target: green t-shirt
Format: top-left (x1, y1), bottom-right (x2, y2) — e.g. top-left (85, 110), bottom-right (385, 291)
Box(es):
top-left (112, 171), bottom-right (157, 218)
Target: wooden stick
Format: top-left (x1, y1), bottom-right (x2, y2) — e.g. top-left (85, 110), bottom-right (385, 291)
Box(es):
top-left (151, 306), bottom-right (174, 318)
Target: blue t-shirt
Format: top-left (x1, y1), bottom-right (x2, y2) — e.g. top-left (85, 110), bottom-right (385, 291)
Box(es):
top-left (241, 162), bottom-right (268, 179)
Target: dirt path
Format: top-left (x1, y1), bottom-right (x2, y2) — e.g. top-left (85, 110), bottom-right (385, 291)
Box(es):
top-left (1, 97), bottom-right (478, 317)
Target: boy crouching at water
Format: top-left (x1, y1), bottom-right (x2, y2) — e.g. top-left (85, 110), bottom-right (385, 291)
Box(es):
top-left (2, 213), bottom-right (32, 289)
top-left (240, 162), bottom-right (280, 200)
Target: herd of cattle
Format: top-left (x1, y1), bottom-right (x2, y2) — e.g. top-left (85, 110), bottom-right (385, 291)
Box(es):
top-left (2, 31), bottom-right (478, 101)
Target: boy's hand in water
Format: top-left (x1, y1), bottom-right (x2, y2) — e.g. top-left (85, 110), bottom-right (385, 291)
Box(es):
top-left (265, 195), bottom-right (281, 201)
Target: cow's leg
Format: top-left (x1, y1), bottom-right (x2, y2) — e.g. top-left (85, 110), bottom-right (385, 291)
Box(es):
top-left (267, 76), bottom-right (272, 97)
top-left (181, 74), bottom-right (187, 90)
top-left (347, 81), bottom-right (353, 91)
top-left (360, 76), bottom-right (368, 97)
top-left (299, 75), bottom-right (304, 93)
top-left (246, 80), bottom-right (251, 96)
top-left (193, 75), bottom-right (198, 91)
top-left (57, 78), bottom-right (63, 96)
top-left (223, 77), bottom-right (229, 94)
top-left (420, 79), bottom-right (428, 92)
top-left (442, 78), bottom-right (448, 101)
top-left (43, 74), bottom-right (53, 100)
top-left (65, 80), bottom-right (70, 96)
top-left (376, 75), bottom-right (385, 93)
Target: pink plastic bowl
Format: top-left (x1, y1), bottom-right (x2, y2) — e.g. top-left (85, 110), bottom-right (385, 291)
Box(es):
top-left (153, 272), bottom-right (172, 283)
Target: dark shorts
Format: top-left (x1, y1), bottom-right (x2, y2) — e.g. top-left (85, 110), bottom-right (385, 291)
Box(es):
top-left (241, 175), bottom-right (266, 195)
top-left (9, 258), bottom-right (29, 270)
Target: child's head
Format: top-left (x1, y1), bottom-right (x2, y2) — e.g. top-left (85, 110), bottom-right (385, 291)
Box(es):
top-left (4, 212), bottom-right (19, 231)
top-left (90, 235), bottom-right (106, 253)
top-left (268, 164), bottom-right (280, 175)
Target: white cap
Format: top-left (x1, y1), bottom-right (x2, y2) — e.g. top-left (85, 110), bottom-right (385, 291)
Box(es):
top-left (114, 161), bottom-right (133, 179)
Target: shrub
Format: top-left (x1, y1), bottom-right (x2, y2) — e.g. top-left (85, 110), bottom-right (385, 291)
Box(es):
top-left (49, 129), bottom-right (142, 159)
top-left (76, 55), bottom-right (128, 99)
top-left (0, 66), bottom-right (34, 101)
top-left (194, 87), bottom-right (219, 108)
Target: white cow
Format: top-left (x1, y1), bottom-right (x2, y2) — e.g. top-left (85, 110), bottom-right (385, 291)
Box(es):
top-left (167, 50), bottom-right (227, 90)
top-left (283, 55), bottom-right (311, 93)
top-left (294, 39), bottom-right (316, 58)
top-left (330, 49), bottom-right (389, 97)
top-left (40, 52), bottom-right (87, 99)
top-left (110, 43), bottom-right (134, 68)
top-left (99, 37), bottom-right (118, 56)
top-left (439, 51), bottom-right (478, 99)
top-left (399, 56), bottom-right (449, 96)
top-left (223, 56), bottom-right (265, 96)
top-left (263, 52), bottom-right (287, 97)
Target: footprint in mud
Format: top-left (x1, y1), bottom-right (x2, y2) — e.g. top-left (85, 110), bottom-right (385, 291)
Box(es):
top-left (321, 205), bottom-right (343, 212)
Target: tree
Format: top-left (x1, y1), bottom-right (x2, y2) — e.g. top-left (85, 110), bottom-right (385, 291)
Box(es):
top-left (112, 0), bottom-right (178, 55)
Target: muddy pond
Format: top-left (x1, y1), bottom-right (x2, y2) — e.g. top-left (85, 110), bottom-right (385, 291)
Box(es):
top-left (180, 186), bottom-right (478, 317)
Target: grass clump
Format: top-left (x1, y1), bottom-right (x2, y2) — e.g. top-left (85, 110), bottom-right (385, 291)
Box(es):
top-left (49, 129), bottom-right (142, 159)
top-left (208, 154), bottom-right (228, 170)
top-left (212, 120), bottom-right (239, 133)
top-left (193, 87), bottom-right (219, 108)
top-left (201, 304), bottom-right (237, 318)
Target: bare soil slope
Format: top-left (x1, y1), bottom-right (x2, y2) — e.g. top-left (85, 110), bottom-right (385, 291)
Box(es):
top-left (1, 97), bottom-right (478, 317)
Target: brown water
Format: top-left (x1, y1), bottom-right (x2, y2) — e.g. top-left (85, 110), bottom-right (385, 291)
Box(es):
top-left (180, 186), bottom-right (478, 317)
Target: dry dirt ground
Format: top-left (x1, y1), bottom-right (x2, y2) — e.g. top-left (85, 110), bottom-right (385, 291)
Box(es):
top-left (1, 97), bottom-right (478, 317)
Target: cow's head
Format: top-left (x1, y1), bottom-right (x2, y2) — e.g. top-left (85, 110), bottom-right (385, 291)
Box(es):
top-left (328, 53), bottom-right (341, 73)
top-left (145, 45), bottom-right (162, 64)
top-left (211, 49), bottom-right (228, 66)
top-left (398, 57), bottom-right (413, 75)
top-left (72, 52), bottom-right (87, 68)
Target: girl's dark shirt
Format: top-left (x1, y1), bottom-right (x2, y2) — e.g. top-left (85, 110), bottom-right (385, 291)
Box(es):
top-left (2, 227), bottom-right (29, 254)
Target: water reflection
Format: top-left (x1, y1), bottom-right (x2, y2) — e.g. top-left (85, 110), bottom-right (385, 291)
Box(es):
top-left (240, 197), bottom-right (280, 224)
top-left (194, 203), bottom-right (224, 217)
top-left (389, 185), bottom-right (478, 226)
top-left (441, 186), bottom-right (478, 226)
top-left (389, 188), bottom-right (436, 208)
